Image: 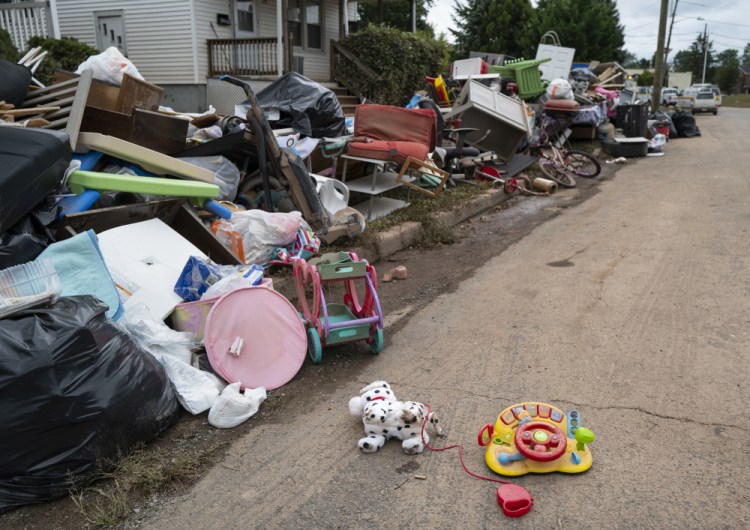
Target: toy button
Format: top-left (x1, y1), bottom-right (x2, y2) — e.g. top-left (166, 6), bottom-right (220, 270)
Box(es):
top-left (512, 406), bottom-right (525, 419)
top-left (570, 451), bottom-right (581, 465)
top-left (501, 411), bottom-right (515, 425)
top-left (533, 431), bottom-right (549, 442)
top-left (526, 404), bottom-right (538, 417)
top-left (551, 409), bottom-right (563, 422)
top-left (537, 405), bottom-right (550, 418)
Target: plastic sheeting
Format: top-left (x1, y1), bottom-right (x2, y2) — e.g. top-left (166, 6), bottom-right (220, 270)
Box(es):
top-left (256, 72), bottom-right (346, 138)
top-left (0, 296), bottom-right (179, 512)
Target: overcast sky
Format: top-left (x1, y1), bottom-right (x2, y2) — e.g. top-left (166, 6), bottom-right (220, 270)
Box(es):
top-left (426, 0), bottom-right (750, 62)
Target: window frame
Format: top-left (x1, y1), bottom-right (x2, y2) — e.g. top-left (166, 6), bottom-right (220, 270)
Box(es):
top-left (288, 0), bottom-right (324, 52)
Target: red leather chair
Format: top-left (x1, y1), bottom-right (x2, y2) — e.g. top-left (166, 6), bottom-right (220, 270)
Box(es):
top-left (345, 104), bottom-right (437, 166)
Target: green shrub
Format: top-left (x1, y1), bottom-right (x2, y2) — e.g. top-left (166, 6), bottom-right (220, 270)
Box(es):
top-left (0, 28), bottom-right (20, 61)
top-left (337, 26), bottom-right (449, 105)
top-left (24, 36), bottom-right (99, 85)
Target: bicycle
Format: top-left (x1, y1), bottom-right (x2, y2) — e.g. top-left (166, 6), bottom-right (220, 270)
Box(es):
top-left (527, 115), bottom-right (601, 188)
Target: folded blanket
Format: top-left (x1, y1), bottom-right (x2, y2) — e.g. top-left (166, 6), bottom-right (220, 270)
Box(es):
top-left (36, 230), bottom-right (123, 320)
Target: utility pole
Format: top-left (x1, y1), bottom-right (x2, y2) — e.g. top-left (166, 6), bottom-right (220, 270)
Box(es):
top-left (664, 0), bottom-right (679, 87)
top-left (652, 0), bottom-right (670, 109)
top-left (701, 23), bottom-right (708, 84)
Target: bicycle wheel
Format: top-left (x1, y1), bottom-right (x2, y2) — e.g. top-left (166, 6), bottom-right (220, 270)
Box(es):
top-left (564, 150), bottom-right (601, 178)
top-left (538, 159), bottom-right (576, 188)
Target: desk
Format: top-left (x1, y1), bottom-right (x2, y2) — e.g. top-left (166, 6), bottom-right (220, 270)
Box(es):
top-left (340, 154), bottom-right (414, 220)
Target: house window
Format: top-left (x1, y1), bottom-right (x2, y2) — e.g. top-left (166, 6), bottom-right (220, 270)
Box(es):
top-left (236, 1), bottom-right (254, 33)
top-left (288, 0), bottom-right (323, 50)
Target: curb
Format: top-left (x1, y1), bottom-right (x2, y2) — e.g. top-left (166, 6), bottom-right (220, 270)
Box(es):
top-left (273, 187), bottom-right (512, 300)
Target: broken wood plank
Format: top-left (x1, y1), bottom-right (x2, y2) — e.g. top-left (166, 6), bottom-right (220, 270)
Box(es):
top-left (0, 106), bottom-right (61, 116)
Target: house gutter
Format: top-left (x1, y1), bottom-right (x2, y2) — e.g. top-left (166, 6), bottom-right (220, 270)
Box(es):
top-left (276, 0), bottom-right (283, 76)
top-left (189, 0), bottom-right (200, 84)
top-left (48, 0), bottom-right (60, 38)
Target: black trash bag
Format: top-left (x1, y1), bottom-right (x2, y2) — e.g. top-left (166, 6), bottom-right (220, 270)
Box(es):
top-left (0, 201), bottom-right (59, 271)
top-left (650, 110), bottom-right (678, 139)
top-left (256, 72), bottom-right (345, 138)
top-left (671, 110), bottom-right (701, 138)
top-left (0, 59), bottom-right (31, 107)
top-left (0, 296), bottom-right (179, 513)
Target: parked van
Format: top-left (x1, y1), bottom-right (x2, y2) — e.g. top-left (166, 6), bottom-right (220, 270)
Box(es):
top-left (661, 88), bottom-right (678, 106)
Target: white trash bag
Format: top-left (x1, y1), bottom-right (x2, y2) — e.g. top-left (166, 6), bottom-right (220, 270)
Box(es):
top-left (75, 46), bottom-right (144, 85)
top-left (212, 210), bottom-right (301, 265)
top-left (208, 382), bottom-right (267, 428)
top-left (546, 78), bottom-right (573, 100)
top-left (159, 355), bottom-right (221, 414)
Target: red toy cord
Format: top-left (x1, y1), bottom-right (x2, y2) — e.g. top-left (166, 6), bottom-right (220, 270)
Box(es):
top-left (421, 405), bottom-right (511, 485)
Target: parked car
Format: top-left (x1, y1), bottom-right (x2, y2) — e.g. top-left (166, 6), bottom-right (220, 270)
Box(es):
top-left (661, 88), bottom-right (678, 106)
top-left (692, 90), bottom-right (718, 115)
top-left (711, 86), bottom-right (722, 106)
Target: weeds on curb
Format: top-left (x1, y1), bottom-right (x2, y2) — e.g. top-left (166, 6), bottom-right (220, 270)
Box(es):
top-left (68, 439), bottom-right (227, 527)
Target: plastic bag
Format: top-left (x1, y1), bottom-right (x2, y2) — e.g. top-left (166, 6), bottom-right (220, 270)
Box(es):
top-left (212, 210), bottom-right (302, 265)
top-left (0, 296), bottom-right (178, 513)
top-left (119, 303), bottom-right (195, 365)
top-left (0, 59), bottom-right (31, 107)
top-left (256, 72), bottom-right (346, 138)
top-left (158, 355), bottom-right (220, 414)
top-left (75, 46), bottom-right (144, 85)
top-left (208, 382), bottom-right (266, 428)
top-left (0, 202), bottom-right (58, 270)
top-left (546, 78), bottom-right (573, 100)
top-left (200, 264), bottom-right (264, 300)
top-left (178, 156), bottom-right (241, 201)
top-left (671, 111), bottom-right (701, 138)
top-left (174, 256), bottom-right (263, 302)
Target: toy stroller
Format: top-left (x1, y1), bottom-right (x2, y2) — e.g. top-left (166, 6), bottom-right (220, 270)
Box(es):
top-left (292, 252), bottom-right (384, 363)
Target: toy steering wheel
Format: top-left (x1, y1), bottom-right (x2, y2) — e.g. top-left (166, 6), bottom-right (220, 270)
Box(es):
top-left (514, 421), bottom-right (566, 462)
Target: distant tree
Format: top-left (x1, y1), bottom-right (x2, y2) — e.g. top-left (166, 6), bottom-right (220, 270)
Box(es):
top-left (357, 0), bottom-right (435, 35)
top-left (450, 0), bottom-right (536, 61)
top-left (620, 50), bottom-right (638, 68)
top-left (535, 0), bottom-right (626, 63)
top-left (637, 69), bottom-right (654, 86)
top-left (742, 43), bottom-right (750, 65)
top-left (673, 33), bottom-right (715, 83)
top-left (714, 48), bottom-right (740, 93)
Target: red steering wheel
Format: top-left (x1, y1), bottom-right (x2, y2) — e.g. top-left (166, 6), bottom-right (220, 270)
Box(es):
top-left (514, 421), bottom-right (566, 462)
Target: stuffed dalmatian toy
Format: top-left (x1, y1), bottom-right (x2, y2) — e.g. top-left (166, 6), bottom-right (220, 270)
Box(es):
top-left (348, 381), bottom-right (444, 454)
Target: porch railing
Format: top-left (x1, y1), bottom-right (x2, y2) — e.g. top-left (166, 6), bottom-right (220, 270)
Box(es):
top-left (330, 40), bottom-right (380, 102)
top-left (0, 1), bottom-right (54, 51)
top-left (208, 37), bottom-right (292, 77)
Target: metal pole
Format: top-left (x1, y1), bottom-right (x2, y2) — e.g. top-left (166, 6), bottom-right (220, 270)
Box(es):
top-left (701, 23), bottom-right (708, 84)
top-left (277, 0), bottom-right (284, 76)
top-left (652, 0), bottom-right (669, 110)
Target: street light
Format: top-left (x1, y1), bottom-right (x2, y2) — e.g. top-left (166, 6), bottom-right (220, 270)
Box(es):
top-left (701, 22), bottom-right (708, 84)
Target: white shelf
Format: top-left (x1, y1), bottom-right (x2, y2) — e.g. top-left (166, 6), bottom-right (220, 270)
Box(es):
top-left (346, 170), bottom-right (415, 195)
top-left (353, 196), bottom-right (409, 221)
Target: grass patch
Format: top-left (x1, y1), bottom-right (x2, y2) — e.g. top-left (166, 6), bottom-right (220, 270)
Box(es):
top-left (69, 438), bottom-right (227, 527)
top-left (71, 481), bottom-right (129, 528)
top-left (722, 94), bottom-right (750, 108)
top-left (352, 180), bottom-right (493, 248)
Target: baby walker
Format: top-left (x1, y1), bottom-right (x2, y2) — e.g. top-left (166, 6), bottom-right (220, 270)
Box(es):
top-left (292, 252), bottom-right (384, 363)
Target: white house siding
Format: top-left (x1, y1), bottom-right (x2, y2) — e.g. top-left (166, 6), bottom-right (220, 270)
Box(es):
top-left (194, 0), bottom-right (232, 82)
top-left (55, 0), bottom-right (197, 84)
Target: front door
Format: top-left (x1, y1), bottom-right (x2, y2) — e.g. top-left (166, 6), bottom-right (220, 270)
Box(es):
top-left (95, 11), bottom-right (127, 55)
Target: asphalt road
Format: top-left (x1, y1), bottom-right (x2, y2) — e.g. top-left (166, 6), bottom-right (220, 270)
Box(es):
top-left (145, 108), bottom-right (750, 529)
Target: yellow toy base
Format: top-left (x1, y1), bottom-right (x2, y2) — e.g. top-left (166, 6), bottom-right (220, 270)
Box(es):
top-left (479, 402), bottom-right (594, 477)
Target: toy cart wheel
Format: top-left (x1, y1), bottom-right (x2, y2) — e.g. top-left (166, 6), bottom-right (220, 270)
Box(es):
top-left (307, 328), bottom-right (323, 364)
top-left (369, 328), bottom-right (384, 354)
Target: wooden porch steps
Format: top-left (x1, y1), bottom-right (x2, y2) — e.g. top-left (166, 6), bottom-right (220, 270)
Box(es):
top-left (321, 82), bottom-right (360, 117)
